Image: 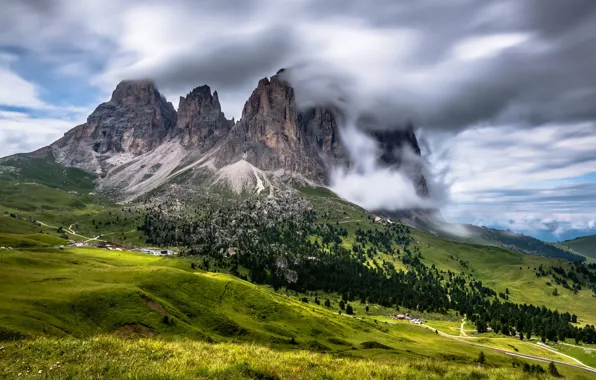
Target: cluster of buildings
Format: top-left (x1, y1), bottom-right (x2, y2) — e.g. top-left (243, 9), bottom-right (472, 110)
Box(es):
top-left (392, 313), bottom-right (425, 325)
top-left (138, 248), bottom-right (175, 256)
top-left (84, 241), bottom-right (175, 256)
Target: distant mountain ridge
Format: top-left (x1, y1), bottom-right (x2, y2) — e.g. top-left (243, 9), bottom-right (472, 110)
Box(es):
top-left (5, 70), bottom-right (428, 202)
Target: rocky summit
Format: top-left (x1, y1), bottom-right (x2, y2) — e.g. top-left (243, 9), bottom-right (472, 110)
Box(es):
top-left (51, 80), bottom-right (177, 175)
top-left (39, 70), bottom-right (428, 200)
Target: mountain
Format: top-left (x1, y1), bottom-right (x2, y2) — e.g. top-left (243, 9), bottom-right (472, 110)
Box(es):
top-left (14, 70), bottom-right (427, 202)
top-left (51, 80), bottom-right (177, 175)
top-left (173, 85), bottom-right (234, 150)
top-left (399, 214), bottom-right (587, 262)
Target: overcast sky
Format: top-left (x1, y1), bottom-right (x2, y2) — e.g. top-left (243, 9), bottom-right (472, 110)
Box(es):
top-left (1, 0), bottom-right (596, 240)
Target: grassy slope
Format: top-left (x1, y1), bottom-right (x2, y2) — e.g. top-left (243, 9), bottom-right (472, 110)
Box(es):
top-left (0, 248), bottom-right (590, 379)
top-left (2, 337), bottom-right (589, 380)
top-left (413, 230), bottom-right (596, 325)
top-left (562, 235), bottom-right (596, 260)
top-left (1, 181), bottom-right (594, 376)
top-left (0, 153), bottom-right (148, 247)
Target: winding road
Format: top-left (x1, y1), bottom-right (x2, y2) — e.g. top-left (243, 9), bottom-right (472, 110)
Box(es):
top-left (37, 220), bottom-right (103, 242)
top-left (418, 319), bottom-right (596, 375)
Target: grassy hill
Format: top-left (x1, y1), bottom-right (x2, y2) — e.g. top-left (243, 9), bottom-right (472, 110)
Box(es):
top-left (0, 247), bottom-right (592, 379)
top-left (562, 235), bottom-right (596, 260)
top-left (413, 230), bottom-right (596, 325)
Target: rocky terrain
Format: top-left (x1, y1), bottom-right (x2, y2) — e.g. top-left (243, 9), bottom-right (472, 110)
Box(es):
top-left (21, 70), bottom-right (428, 202)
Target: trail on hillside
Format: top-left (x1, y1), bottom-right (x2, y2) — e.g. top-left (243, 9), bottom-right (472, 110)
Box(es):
top-left (536, 341), bottom-right (587, 366)
top-left (418, 320), bottom-right (596, 374)
top-left (460, 317), bottom-right (468, 337)
top-left (37, 220), bottom-right (101, 242)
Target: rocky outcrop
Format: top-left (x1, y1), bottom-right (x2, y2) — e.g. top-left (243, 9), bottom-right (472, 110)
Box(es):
top-left (173, 85), bottom-right (233, 150)
top-left (51, 80), bottom-right (177, 174)
top-left (214, 73), bottom-right (346, 183)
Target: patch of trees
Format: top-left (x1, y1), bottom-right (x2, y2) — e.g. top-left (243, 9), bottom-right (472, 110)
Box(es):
top-left (536, 263), bottom-right (596, 295)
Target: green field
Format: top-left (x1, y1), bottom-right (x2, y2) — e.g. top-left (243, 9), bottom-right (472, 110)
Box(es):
top-left (562, 235), bottom-right (596, 260)
top-left (3, 336), bottom-right (590, 380)
top-left (0, 247), bottom-right (593, 379)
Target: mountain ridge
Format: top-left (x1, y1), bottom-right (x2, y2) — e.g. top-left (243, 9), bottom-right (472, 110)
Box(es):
top-left (13, 70), bottom-right (428, 203)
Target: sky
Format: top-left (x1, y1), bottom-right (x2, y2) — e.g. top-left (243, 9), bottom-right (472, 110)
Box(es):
top-left (1, 0), bottom-right (596, 241)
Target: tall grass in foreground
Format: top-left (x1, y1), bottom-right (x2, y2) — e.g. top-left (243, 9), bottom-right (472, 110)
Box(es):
top-left (0, 336), bottom-right (565, 379)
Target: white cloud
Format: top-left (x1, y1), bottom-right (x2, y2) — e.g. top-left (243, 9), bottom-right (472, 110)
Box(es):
top-left (451, 33), bottom-right (532, 61)
top-left (0, 110), bottom-right (86, 157)
top-left (0, 61), bottom-right (47, 109)
top-left (432, 122), bottom-right (596, 236)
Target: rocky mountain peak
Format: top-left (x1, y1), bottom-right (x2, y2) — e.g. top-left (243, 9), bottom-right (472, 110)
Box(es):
top-left (174, 85), bottom-right (233, 149)
top-left (214, 72), bottom-right (346, 182)
top-left (110, 80), bottom-right (163, 107)
top-left (50, 79), bottom-right (177, 174)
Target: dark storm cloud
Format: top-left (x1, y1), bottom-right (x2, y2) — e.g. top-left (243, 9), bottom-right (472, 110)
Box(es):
top-left (4, 0), bottom-right (596, 132)
top-left (141, 27), bottom-right (296, 96)
top-left (280, 0), bottom-right (596, 132)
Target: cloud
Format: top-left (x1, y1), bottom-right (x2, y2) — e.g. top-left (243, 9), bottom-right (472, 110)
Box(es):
top-left (2, 0), bottom-right (596, 129)
top-left (0, 110), bottom-right (85, 156)
top-left (0, 57), bottom-right (47, 109)
top-left (434, 122), bottom-right (596, 239)
top-left (2, 0), bottom-right (596, 235)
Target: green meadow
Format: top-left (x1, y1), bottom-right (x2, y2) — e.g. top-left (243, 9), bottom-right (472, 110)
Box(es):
top-left (0, 247), bottom-right (593, 379)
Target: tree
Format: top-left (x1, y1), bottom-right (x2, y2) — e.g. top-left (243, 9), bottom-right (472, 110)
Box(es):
top-left (478, 351), bottom-right (486, 365)
top-left (324, 299), bottom-right (331, 307)
top-left (301, 297), bottom-right (308, 303)
top-left (365, 305), bottom-right (370, 313)
top-left (506, 288), bottom-right (510, 294)
top-left (519, 332), bottom-right (524, 341)
top-left (552, 288), bottom-right (559, 296)
top-left (548, 362), bottom-right (561, 377)
top-left (339, 300), bottom-right (345, 310)
top-left (346, 304), bottom-right (354, 315)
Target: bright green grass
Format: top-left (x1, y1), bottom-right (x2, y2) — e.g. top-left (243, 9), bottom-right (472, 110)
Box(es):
top-left (413, 230), bottom-right (596, 325)
top-left (0, 233), bottom-right (66, 248)
top-left (426, 320), bottom-right (463, 336)
top-left (562, 235), bottom-right (596, 260)
top-left (2, 336), bottom-right (588, 380)
top-left (550, 343), bottom-right (596, 368)
top-left (0, 247), bottom-right (574, 373)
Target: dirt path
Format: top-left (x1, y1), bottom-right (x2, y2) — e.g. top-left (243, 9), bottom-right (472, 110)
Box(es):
top-left (460, 317), bottom-right (468, 337)
top-left (37, 220), bottom-right (99, 242)
top-left (536, 342), bottom-right (587, 366)
top-left (417, 322), bottom-right (596, 374)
